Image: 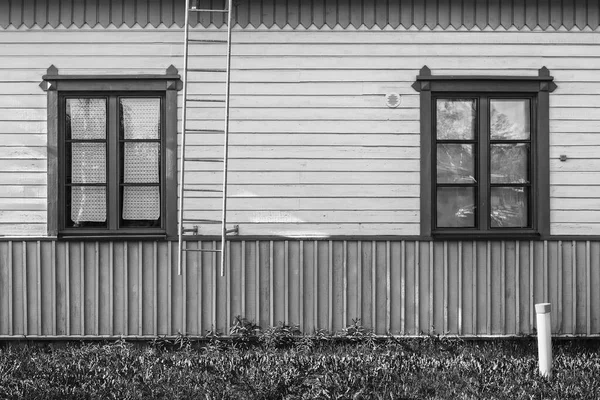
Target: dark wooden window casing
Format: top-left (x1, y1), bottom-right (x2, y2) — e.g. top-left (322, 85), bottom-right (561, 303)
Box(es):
top-left (413, 66), bottom-right (556, 239)
top-left (41, 65), bottom-right (182, 239)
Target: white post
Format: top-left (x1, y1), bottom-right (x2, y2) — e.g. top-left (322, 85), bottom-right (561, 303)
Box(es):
top-left (535, 303), bottom-right (552, 378)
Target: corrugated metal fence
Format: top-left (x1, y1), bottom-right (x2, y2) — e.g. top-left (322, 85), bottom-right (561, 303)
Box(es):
top-left (0, 239), bottom-right (598, 338)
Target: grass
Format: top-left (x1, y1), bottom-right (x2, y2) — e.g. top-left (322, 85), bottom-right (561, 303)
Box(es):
top-left (0, 327), bottom-right (599, 399)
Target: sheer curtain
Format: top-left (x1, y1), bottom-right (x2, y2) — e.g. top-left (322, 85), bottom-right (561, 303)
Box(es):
top-left (69, 98), bottom-right (107, 224)
top-left (121, 98), bottom-right (161, 220)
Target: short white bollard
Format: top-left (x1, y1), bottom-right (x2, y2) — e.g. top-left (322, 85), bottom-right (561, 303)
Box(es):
top-left (535, 303), bottom-right (552, 378)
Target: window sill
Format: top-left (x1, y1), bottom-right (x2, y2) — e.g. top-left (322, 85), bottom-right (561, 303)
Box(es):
top-left (432, 230), bottom-right (542, 241)
top-left (58, 230), bottom-right (167, 241)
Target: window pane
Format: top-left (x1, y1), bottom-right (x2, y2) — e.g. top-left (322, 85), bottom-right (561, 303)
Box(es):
top-left (490, 99), bottom-right (530, 140)
top-left (436, 99), bottom-right (476, 140)
top-left (491, 187), bottom-right (528, 228)
top-left (490, 144), bottom-right (529, 184)
top-left (436, 187), bottom-right (475, 228)
top-left (66, 98), bottom-right (106, 140)
top-left (437, 144), bottom-right (476, 183)
top-left (70, 186), bottom-right (106, 224)
top-left (122, 186), bottom-right (160, 221)
top-left (71, 143), bottom-right (106, 184)
top-left (121, 98), bottom-right (161, 139)
top-left (123, 143), bottom-right (160, 183)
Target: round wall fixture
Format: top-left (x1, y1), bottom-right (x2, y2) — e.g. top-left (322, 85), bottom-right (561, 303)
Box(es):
top-left (385, 93), bottom-right (401, 108)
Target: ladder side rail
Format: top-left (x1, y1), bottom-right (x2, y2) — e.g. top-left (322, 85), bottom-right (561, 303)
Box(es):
top-left (220, 0), bottom-right (234, 277)
top-left (177, 0), bottom-right (193, 275)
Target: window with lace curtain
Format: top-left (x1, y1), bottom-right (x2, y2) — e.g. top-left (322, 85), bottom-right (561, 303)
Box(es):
top-left (41, 66), bottom-right (180, 237)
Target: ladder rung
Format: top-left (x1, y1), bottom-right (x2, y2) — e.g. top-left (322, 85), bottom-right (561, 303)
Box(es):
top-left (188, 39), bottom-right (228, 43)
top-left (186, 129), bottom-right (225, 133)
top-left (186, 98), bottom-right (226, 103)
top-left (184, 189), bottom-right (223, 193)
top-left (183, 248), bottom-right (222, 253)
top-left (183, 219), bottom-right (221, 224)
top-left (188, 68), bottom-right (226, 73)
top-left (185, 158), bottom-right (224, 163)
top-left (189, 8), bottom-right (228, 13)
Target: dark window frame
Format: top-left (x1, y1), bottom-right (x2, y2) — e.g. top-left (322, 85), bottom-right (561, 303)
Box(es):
top-left (412, 66), bottom-right (556, 239)
top-left (41, 65), bottom-right (182, 239)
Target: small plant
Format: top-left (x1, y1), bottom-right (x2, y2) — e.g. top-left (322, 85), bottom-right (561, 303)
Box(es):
top-left (261, 322), bottom-right (302, 348)
top-left (339, 318), bottom-right (373, 341)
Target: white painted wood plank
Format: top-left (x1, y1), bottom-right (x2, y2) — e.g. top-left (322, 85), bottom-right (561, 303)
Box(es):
top-left (0, 147), bottom-right (46, 158)
top-left (552, 211), bottom-right (600, 223)
top-left (551, 160), bottom-right (600, 172)
top-left (185, 107), bottom-right (420, 121)
top-left (182, 159), bottom-right (420, 173)
top-left (552, 198), bottom-right (600, 210)
top-left (0, 159), bottom-right (46, 172)
top-left (183, 133), bottom-right (420, 147)
top-left (183, 171), bottom-right (419, 185)
top-left (185, 120), bottom-right (420, 134)
top-left (0, 223), bottom-right (46, 236)
top-left (183, 197), bottom-right (420, 211)
top-left (0, 199), bottom-right (46, 211)
top-left (0, 172), bottom-right (46, 185)
top-left (5, 42), bottom-right (600, 58)
top-left (183, 146), bottom-right (419, 159)
top-left (552, 223), bottom-right (600, 235)
top-left (0, 211), bottom-right (45, 223)
top-left (0, 186), bottom-right (45, 198)
top-left (186, 223), bottom-right (420, 237)
top-left (551, 186), bottom-right (600, 198)
top-left (184, 184), bottom-right (420, 198)
top-left (183, 210), bottom-right (419, 223)
top-left (2, 30), bottom-right (599, 45)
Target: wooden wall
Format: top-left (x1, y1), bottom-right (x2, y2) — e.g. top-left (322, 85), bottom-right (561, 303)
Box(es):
top-left (0, 239), bottom-right (599, 338)
top-left (1, 27), bottom-right (599, 236)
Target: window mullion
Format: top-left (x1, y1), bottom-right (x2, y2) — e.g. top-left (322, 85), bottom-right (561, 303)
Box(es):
top-left (107, 96), bottom-right (119, 230)
top-left (478, 96), bottom-right (489, 231)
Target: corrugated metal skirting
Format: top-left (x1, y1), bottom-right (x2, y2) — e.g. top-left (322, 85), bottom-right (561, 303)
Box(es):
top-left (0, 239), bottom-right (598, 338)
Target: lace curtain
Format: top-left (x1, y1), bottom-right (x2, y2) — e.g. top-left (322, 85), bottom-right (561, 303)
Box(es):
top-left (121, 98), bottom-right (161, 220)
top-left (69, 98), bottom-right (107, 224)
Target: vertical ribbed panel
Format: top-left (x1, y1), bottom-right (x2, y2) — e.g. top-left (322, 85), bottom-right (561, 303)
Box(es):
top-left (0, 239), bottom-right (599, 338)
top-left (2, 0), bottom-right (599, 30)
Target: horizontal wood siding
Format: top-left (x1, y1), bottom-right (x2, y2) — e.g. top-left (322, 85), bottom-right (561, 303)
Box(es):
top-left (0, 239), bottom-right (598, 338)
top-left (1, 28), bottom-right (599, 236)
top-left (2, 0), bottom-right (600, 30)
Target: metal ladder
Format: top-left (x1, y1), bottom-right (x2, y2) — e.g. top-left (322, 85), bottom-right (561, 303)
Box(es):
top-left (177, 0), bottom-right (237, 276)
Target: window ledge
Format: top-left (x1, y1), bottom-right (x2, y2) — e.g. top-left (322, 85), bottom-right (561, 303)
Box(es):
top-left (432, 230), bottom-right (542, 241)
top-left (59, 233), bottom-right (167, 241)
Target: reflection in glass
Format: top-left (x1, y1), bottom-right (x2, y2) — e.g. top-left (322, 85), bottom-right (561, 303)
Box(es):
top-left (437, 187), bottom-right (475, 228)
top-left (436, 99), bottom-right (476, 140)
top-left (437, 144), bottom-right (476, 183)
top-left (490, 144), bottom-right (529, 184)
top-left (490, 187), bottom-right (528, 228)
top-left (490, 99), bottom-right (530, 140)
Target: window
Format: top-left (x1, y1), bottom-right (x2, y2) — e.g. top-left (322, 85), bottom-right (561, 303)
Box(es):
top-left (41, 66), bottom-right (181, 238)
top-left (413, 66), bottom-right (556, 238)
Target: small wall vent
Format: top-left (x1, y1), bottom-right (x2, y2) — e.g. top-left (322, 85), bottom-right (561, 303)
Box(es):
top-left (385, 93), bottom-right (401, 108)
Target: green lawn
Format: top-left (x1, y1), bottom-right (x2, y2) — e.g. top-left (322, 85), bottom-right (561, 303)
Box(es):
top-left (0, 333), bottom-right (599, 399)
